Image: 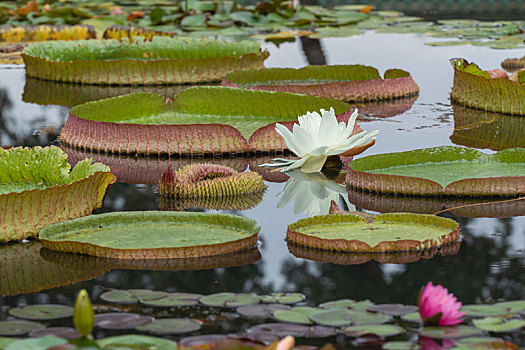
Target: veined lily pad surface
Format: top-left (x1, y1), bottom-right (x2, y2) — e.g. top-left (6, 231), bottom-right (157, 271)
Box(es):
top-left (222, 65), bottom-right (419, 102)
top-left (286, 213), bottom-right (460, 252)
top-left (39, 211), bottom-right (260, 259)
top-left (22, 37), bottom-right (268, 85)
top-left (0, 146), bottom-right (116, 242)
top-left (450, 58), bottom-right (525, 115)
top-left (346, 146), bottom-right (525, 196)
top-left (60, 87), bottom-right (363, 155)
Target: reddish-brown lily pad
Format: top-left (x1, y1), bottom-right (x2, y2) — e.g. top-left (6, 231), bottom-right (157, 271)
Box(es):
top-left (222, 65), bottom-right (419, 102)
top-left (95, 313), bottom-right (154, 330)
top-left (287, 213), bottom-right (460, 253)
top-left (346, 146), bottom-right (525, 196)
top-left (60, 87), bottom-right (364, 156)
top-left (39, 211), bottom-right (260, 259)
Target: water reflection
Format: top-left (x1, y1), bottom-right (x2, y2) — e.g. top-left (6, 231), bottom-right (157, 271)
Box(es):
top-left (276, 170), bottom-right (353, 216)
top-left (450, 104), bottom-right (525, 151)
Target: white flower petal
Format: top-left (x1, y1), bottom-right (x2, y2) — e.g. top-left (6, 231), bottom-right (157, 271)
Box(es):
top-left (300, 155), bottom-right (328, 173)
top-left (275, 123), bottom-right (301, 156)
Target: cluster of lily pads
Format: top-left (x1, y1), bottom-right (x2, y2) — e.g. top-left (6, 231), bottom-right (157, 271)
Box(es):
top-left (0, 287), bottom-right (523, 349)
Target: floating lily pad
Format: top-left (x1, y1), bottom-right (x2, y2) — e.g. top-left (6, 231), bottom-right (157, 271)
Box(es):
top-left (22, 37), bottom-right (268, 85)
top-left (134, 318), bottom-right (201, 335)
top-left (140, 293), bottom-right (203, 307)
top-left (382, 341), bottom-right (419, 349)
top-left (100, 290), bottom-right (142, 304)
top-left (462, 301), bottom-right (525, 318)
top-left (0, 338), bottom-right (16, 348)
top-left (472, 317), bottom-right (525, 332)
top-left (28, 327), bottom-right (80, 339)
top-left (450, 58), bottom-right (525, 115)
top-left (246, 323), bottom-right (337, 339)
top-left (0, 241), bottom-right (108, 297)
top-left (346, 146), bottom-right (525, 196)
top-left (0, 321), bottom-right (45, 336)
top-left (39, 211), bottom-right (260, 259)
top-left (237, 304), bottom-right (291, 319)
top-left (320, 299), bottom-right (359, 309)
top-left (179, 335), bottom-right (229, 348)
top-left (401, 312), bottom-right (422, 323)
top-left (367, 304), bottom-right (419, 316)
top-left (222, 65), bottom-right (419, 102)
top-left (97, 335), bottom-right (178, 349)
top-left (4, 336), bottom-right (67, 350)
top-left (60, 87), bottom-right (359, 155)
top-left (420, 326), bottom-right (484, 339)
top-left (9, 305), bottom-right (73, 320)
top-left (0, 146), bottom-right (115, 242)
top-left (287, 213), bottom-right (459, 252)
top-left (273, 307), bottom-right (320, 325)
top-left (309, 308), bottom-right (392, 327)
top-left (261, 293), bottom-right (306, 304)
top-left (343, 324), bottom-right (404, 337)
top-left (453, 337), bottom-right (515, 349)
top-left (95, 313), bottom-right (154, 330)
top-left (200, 292), bottom-right (260, 307)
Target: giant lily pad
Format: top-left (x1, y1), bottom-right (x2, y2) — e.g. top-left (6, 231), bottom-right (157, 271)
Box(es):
top-left (286, 213), bottom-right (459, 252)
top-left (39, 211), bottom-right (260, 259)
top-left (450, 58), bottom-right (525, 115)
top-left (346, 146), bottom-right (525, 196)
top-left (222, 65), bottom-right (419, 102)
top-left (450, 104), bottom-right (525, 151)
top-left (60, 87), bottom-right (363, 155)
top-left (22, 37), bottom-right (268, 85)
top-left (0, 241), bottom-right (107, 297)
top-left (0, 146), bottom-right (116, 242)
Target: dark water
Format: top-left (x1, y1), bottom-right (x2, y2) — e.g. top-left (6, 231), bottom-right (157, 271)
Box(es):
top-left (0, 32), bottom-right (524, 343)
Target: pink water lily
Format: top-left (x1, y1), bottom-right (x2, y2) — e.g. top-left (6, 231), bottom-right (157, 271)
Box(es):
top-left (418, 282), bottom-right (464, 326)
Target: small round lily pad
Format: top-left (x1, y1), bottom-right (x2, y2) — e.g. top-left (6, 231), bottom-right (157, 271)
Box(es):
top-left (261, 293), bottom-right (306, 304)
top-left (309, 308), bottom-right (392, 327)
top-left (179, 334), bottom-right (229, 347)
top-left (237, 304), bottom-right (290, 319)
top-left (200, 292), bottom-right (260, 307)
top-left (367, 304), bottom-right (419, 316)
top-left (135, 318), bottom-right (201, 335)
top-left (39, 211), bottom-right (260, 259)
top-left (100, 290), bottom-right (140, 304)
top-left (472, 317), bottom-right (525, 332)
top-left (273, 307), bottom-right (320, 325)
top-left (287, 213), bottom-right (459, 252)
top-left (246, 323), bottom-right (337, 338)
top-left (28, 327), bottom-right (80, 339)
top-left (420, 326), bottom-right (484, 339)
top-left (8, 305), bottom-right (74, 320)
top-left (97, 335), bottom-right (178, 348)
top-left (95, 313), bottom-right (154, 330)
top-left (343, 324), bottom-right (404, 338)
top-left (140, 293), bottom-right (203, 307)
top-left (0, 320), bottom-right (45, 336)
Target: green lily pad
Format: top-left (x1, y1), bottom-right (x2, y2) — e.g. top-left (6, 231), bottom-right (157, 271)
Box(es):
top-left (95, 313), bottom-right (154, 330)
top-left (420, 326), bottom-right (484, 339)
top-left (127, 289), bottom-right (169, 302)
top-left (343, 324), bottom-right (404, 337)
top-left (273, 306), bottom-right (320, 325)
top-left (472, 317), bottom-right (525, 332)
top-left (200, 292), bottom-right (260, 307)
top-left (320, 299), bottom-right (357, 309)
top-left (9, 305), bottom-right (74, 320)
top-left (452, 337), bottom-right (513, 349)
top-left (100, 290), bottom-right (141, 304)
top-left (97, 334), bottom-right (178, 349)
top-left (22, 37), bottom-right (268, 85)
top-left (4, 336), bottom-right (67, 350)
top-left (401, 312), bottom-right (422, 323)
top-left (461, 301), bottom-right (525, 318)
top-left (237, 304), bottom-right (291, 319)
top-left (222, 65), bottom-right (419, 102)
top-left (0, 337), bottom-right (17, 348)
top-left (61, 87), bottom-right (354, 155)
top-left (450, 58), bottom-right (525, 115)
top-left (287, 213), bottom-right (459, 252)
top-left (0, 321), bottom-right (45, 336)
top-left (0, 146), bottom-right (115, 242)
top-left (140, 293), bottom-right (203, 307)
top-left (39, 211), bottom-right (260, 259)
top-left (134, 318), bottom-right (201, 335)
top-left (261, 293), bottom-right (306, 304)
top-left (383, 341), bottom-right (419, 349)
top-left (309, 308), bottom-right (392, 327)
top-left (367, 304), bottom-right (419, 316)
top-left (347, 146), bottom-right (525, 196)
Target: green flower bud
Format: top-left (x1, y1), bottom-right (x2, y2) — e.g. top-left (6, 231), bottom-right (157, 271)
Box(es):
top-left (74, 289), bottom-right (94, 337)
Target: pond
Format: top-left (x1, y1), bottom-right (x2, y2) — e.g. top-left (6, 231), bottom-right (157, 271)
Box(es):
top-left (0, 22), bottom-right (524, 350)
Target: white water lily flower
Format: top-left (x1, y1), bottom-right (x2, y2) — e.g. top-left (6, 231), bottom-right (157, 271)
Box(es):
top-left (263, 108), bottom-right (378, 173)
top-left (277, 170), bottom-right (355, 217)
